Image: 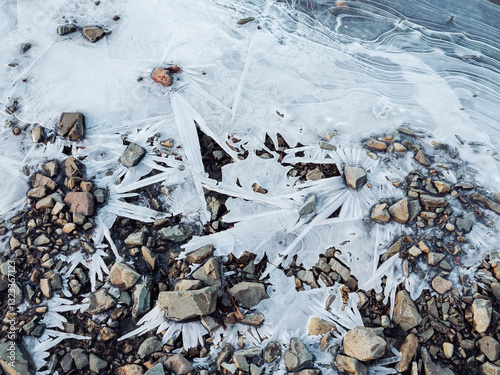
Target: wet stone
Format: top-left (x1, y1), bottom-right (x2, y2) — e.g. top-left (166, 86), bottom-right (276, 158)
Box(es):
top-left (57, 112), bottom-right (85, 140)
top-left (363, 138), bottom-right (387, 152)
top-left (414, 150), bottom-right (431, 166)
top-left (455, 217), bottom-right (473, 232)
top-left (420, 194), bottom-right (448, 208)
top-left (471, 193), bottom-right (500, 214)
top-left (58, 24), bottom-right (77, 35)
top-left (120, 142), bottom-right (147, 167)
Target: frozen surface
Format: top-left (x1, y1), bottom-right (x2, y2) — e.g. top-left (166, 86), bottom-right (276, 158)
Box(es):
top-left (1, 0), bottom-right (500, 372)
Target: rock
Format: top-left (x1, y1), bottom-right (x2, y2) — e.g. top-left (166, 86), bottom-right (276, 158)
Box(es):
top-left (73, 212), bottom-right (86, 225)
top-left (125, 227), bottom-right (148, 246)
top-left (192, 257), bottom-right (223, 288)
top-left (297, 269), bottom-right (319, 288)
top-left (343, 327), bottom-right (386, 361)
top-left (40, 278), bottom-right (52, 298)
top-left (363, 139), bottom-right (387, 151)
top-left (109, 262), bottom-right (141, 289)
top-left (408, 199), bottom-right (422, 221)
top-left (473, 299), bottom-right (492, 333)
top-left (83, 26), bottom-right (105, 43)
top-left (335, 354), bottom-right (367, 375)
top-left (151, 67), bottom-right (173, 87)
top-left (305, 168), bottom-right (324, 181)
top-left (264, 341), bottom-right (282, 363)
top-left (393, 290), bottom-right (422, 331)
top-left (240, 313), bottom-right (265, 326)
top-left (396, 333), bottom-right (418, 372)
top-left (20, 43), bottom-right (31, 53)
top-left (289, 370), bottom-right (321, 375)
top-left (308, 317), bottom-right (335, 336)
top-left (120, 142), bottom-right (147, 167)
top-left (216, 343), bottom-right (233, 371)
top-left (427, 252), bottom-right (445, 266)
top-left (299, 194), bottom-right (316, 215)
top-left (380, 237), bottom-right (403, 263)
top-left (137, 336), bottom-right (163, 359)
top-left (393, 142), bottom-right (407, 152)
top-left (158, 224), bottom-right (193, 242)
top-left (94, 188), bottom-right (107, 204)
top-left (141, 246), bottom-right (157, 269)
top-left (158, 285), bottom-right (217, 320)
top-left (229, 282), bottom-right (269, 308)
top-left (420, 347), bottom-right (454, 375)
top-left (408, 246), bottom-right (422, 257)
top-left (145, 363), bottom-right (165, 375)
top-left (371, 203), bottom-right (390, 223)
top-left (64, 192), bottom-right (95, 216)
top-left (455, 217), bottom-right (473, 232)
top-left (35, 196), bottom-right (54, 210)
top-left (284, 338), bottom-right (313, 371)
top-left (62, 156), bottom-right (82, 178)
top-left (51, 202), bottom-right (65, 215)
top-left (477, 337), bottom-right (500, 362)
top-left (132, 280), bottom-right (151, 319)
top-left (164, 354), bottom-right (193, 374)
top-left (0, 341), bottom-right (36, 375)
top-left (443, 342), bottom-right (453, 359)
top-left (88, 289), bottom-right (117, 314)
top-left (388, 198), bottom-right (409, 223)
top-left (34, 234), bottom-right (50, 246)
top-left (117, 364), bottom-right (144, 375)
top-left (185, 244), bottom-right (214, 264)
top-left (319, 141), bottom-right (336, 150)
top-left (174, 279), bottom-right (203, 291)
top-left (9, 237), bottom-right (20, 250)
top-left (420, 194), bottom-right (448, 208)
top-left (434, 181), bottom-right (451, 194)
top-left (58, 24), bottom-right (77, 35)
top-left (344, 165), bottom-right (367, 190)
top-left (61, 352), bottom-right (74, 372)
top-left (32, 125), bottom-right (44, 143)
top-left (431, 276), bottom-right (452, 294)
top-left (233, 353), bottom-right (249, 372)
top-left (89, 354), bottom-right (108, 373)
top-left (471, 193), bottom-right (500, 214)
top-left (57, 112), bottom-right (85, 140)
top-left (480, 362), bottom-right (500, 375)
top-left (414, 150), bottom-right (431, 166)
top-left (71, 348), bottom-right (89, 370)
top-left (31, 173), bottom-right (57, 190)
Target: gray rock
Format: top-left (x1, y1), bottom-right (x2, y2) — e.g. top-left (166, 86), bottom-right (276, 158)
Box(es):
top-left (408, 199), bottom-right (421, 221)
top-left (27, 186), bottom-right (47, 198)
top-left (71, 348), bottom-right (89, 370)
top-left (192, 257), bottom-right (223, 288)
top-left (420, 194), bottom-right (448, 208)
top-left (298, 194), bottom-right (316, 215)
top-left (308, 317), bottom-right (335, 336)
top-left (371, 203), bottom-right (390, 223)
top-left (83, 26), bottom-right (105, 43)
top-left (284, 338), bottom-right (313, 371)
top-left (335, 354), bottom-right (367, 375)
top-left (174, 279), bottom-right (203, 291)
top-left (427, 252), bottom-right (445, 266)
top-left (344, 165), bottom-right (367, 190)
top-left (297, 269), bottom-right (319, 288)
top-left (88, 289), bottom-right (117, 314)
top-left (58, 24), bottom-right (77, 35)
top-left (120, 142), bottom-right (147, 167)
top-left (455, 217), bottom-right (473, 232)
top-left (20, 43), bottom-right (31, 53)
top-left (343, 327), bottom-right (386, 361)
top-left (94, 188), bottom-right (108, 204)
top-left (35, 196), bottom-right (55, 210)
top-left (57, 112), bottom-right (85, 140)
top-left (388, 198), bottom-right (409, 223)
top-left (145, 363), bottom-right (165, 375)
top-left (158, 285), bottom-right (217, 320)
top-left (431, 276), bottom-right (452, 294)
top-left (158, 224), bottom-right (193, 242)
top-left (380, 237), bottom-right (403, 263)
top-left (109, 262), bottom-right (141, 289)
top-left (0, 341), bottom-right (36, 375)
top-left (393, 290), bottom-right (422, 331)
top-left (61, 352), bottom-right (74, 373)
top-left (34, 234), bottom-right (50, 246)
top-left (141, 246), bottom-right (157, 270)
top-left (185, 244), bottom-right (214, 264)
top-left (31, 173), bottom-right (57, 190)
top-left (473, 299), bottom-right (492, 333)
top-left (40, 278), bottom-right (52, 298)
top-left (396, 333), bottom-right (418, 372)
top-left (433, 181), bottom-right (451, 194)
top-left (138, 336), bottom-right (163, 359)
top-left (479, 362), bottom-right (500, 375)
top-left (471, 193), bottom-right (500, 214)
top-left (125, 227), bottom-right (148, 246)
top-left (132, 280), bottom-right (151, 319)
top-left (229, 282), bottom-right (269, 308)
top-left (477, 336), bottom-right (500, 362)
top-left (165, 354), bottom-right (193, 375)
top-left (264, 341), bottom-right (282, 363)
top-left (216, 343), bottom-right (233, 371)
top-left (420, 347), bottom-right (454, 375)
top-left (89, 354), bottom-right (108, 373)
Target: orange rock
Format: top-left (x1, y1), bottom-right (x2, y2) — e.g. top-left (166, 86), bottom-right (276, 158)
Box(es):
top-left (151, 68), bottom-right (173, 87)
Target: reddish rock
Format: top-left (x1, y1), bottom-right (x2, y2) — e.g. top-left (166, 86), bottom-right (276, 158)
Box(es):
top-left (151, 68), bottom-right (173, 87)
top-left (64, 192), bottom-right (95, 216)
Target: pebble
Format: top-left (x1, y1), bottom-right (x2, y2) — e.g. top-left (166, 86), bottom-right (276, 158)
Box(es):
top-left (87, 289), bottom-right (117, 314)
top-left (479, 362), bottom-right (500, 375)
top-left (89, 354), bottom-right (108, 373)
top-left (443, 342), bottom-right (454, 359)
top-left (137, 336), bottom-right (163, 359)
top-left (120, 142), bottom-right (147, 167)
top-left (32, 125), bottom-right (44, 143)
top-left (151, 67), bottom-right (173, 87)
top-left (158, 285), bottom-right (217, 320)
top-left (414, 150), bottom-right (431, 166)
top-left (71, 348), bottom-right (89, 370)
top-left (431, 276), bottom-right (452, 294)
top-left (335, 354), bottom-right (367, 375)
top-left (229, 282), bottom-right (269, 308)
top-left (388, 198), bottom-right (409, 223)
top-left (298, 194), bottom-right (316, 215)
top-left (434, 180), bottom-right (451, 193)
top-left (83, 26), bottom-right (105, 43)
top-left (109, 262), bottom-right (141, 289)
top-left (132, 281), bottom-right (151, 318)
top-left (158, 224), bottom-right (193, 242)
top-left (145, 363), bottom-right (165, 375)
top-left (393, 290), bottom-right (422, 331)
top-left (117, 364), bottom-right (144, 375)
top-left (57, 112), bottom-right (85, 140)
top-left (343, 327), bottom-right (386, 361)
top-left (363, 139), bottom-right (387, 151)
top-left (344, 165), bottom-right (367, 190)
top-left (284, 338), bottom-right (313, 371)
top-left (477, 336), bottom-right (500, 362)
top-left (185, 244), bottom-right (214, 264)
top-left (397, 333), bottom-right (418, 372)
top-left (192, 257), bottom-right (223, 288)
top-left (471, 193), bottom-right (500, 214)
top-left (472, 299), bottom-right (492, 333)
top-left (371, 203), bottom-right (390, 223)
top-left (420, 194), bottom-right (448, 208)
top-left (420, 347), bottom-right (454, 375)
top-left (57, 24), bottom-right (77, 35)
top-left (307, 317), bottom-right (335, 336)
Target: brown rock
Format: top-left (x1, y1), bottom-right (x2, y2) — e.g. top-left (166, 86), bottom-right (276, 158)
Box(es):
top-left (27, 186), bottom-right (47, 198)
top-left (64, 192), bottom-right (95, 216)
top-left (363, 139), bottom-right (387, 152)
top-left (396, 333), bottom-right (418, 372)
top-left (344, 165), bottom-right (367, 190)
top-left (431, 276), bottom-right (452, 294)
top-left (109, 263), bottom-right (141, 289)
top-left (388, 198), bottom-right (409, 224)
top-left (308, 317), bottom-right (335, 336)
top-left (31, 173), bottom-right (57, 190)
top-left (83, 26), bottom-right (105, 43)
top-left (185, 244), bottom-right (214, 264)
top-left (343, 327), bottom-right (386, 361)
top-left (151, 68), bottom-right (173, 87)
top-left (414, 150), bottom-right (431, 166)
top-left (477, 336), bottom-right (500, 362)
top-left (335, 354), bottom-right (367, 375)
top-left (471, 193), bottom-right (500, 215)
top-left (117, 364), bottom-right (144, 375)
top-left (32, 125), bottom-right (44, 143)
top-left (35, 196), bottom-right (55, 210)
top-left (380, 237), bottom-right (404, 263)
top-left (164, 354), bottom-right (193, 375)
top-left (63, 156), bottom-right (82, 178)
top-left (371, 203), bottom-right (390, 223)
top-left (420, 195), bottom-right (448, 208)
top-left (393, 290), bottom-right (422, 331)
top-left (57, 112), bottom-right (85, 140)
